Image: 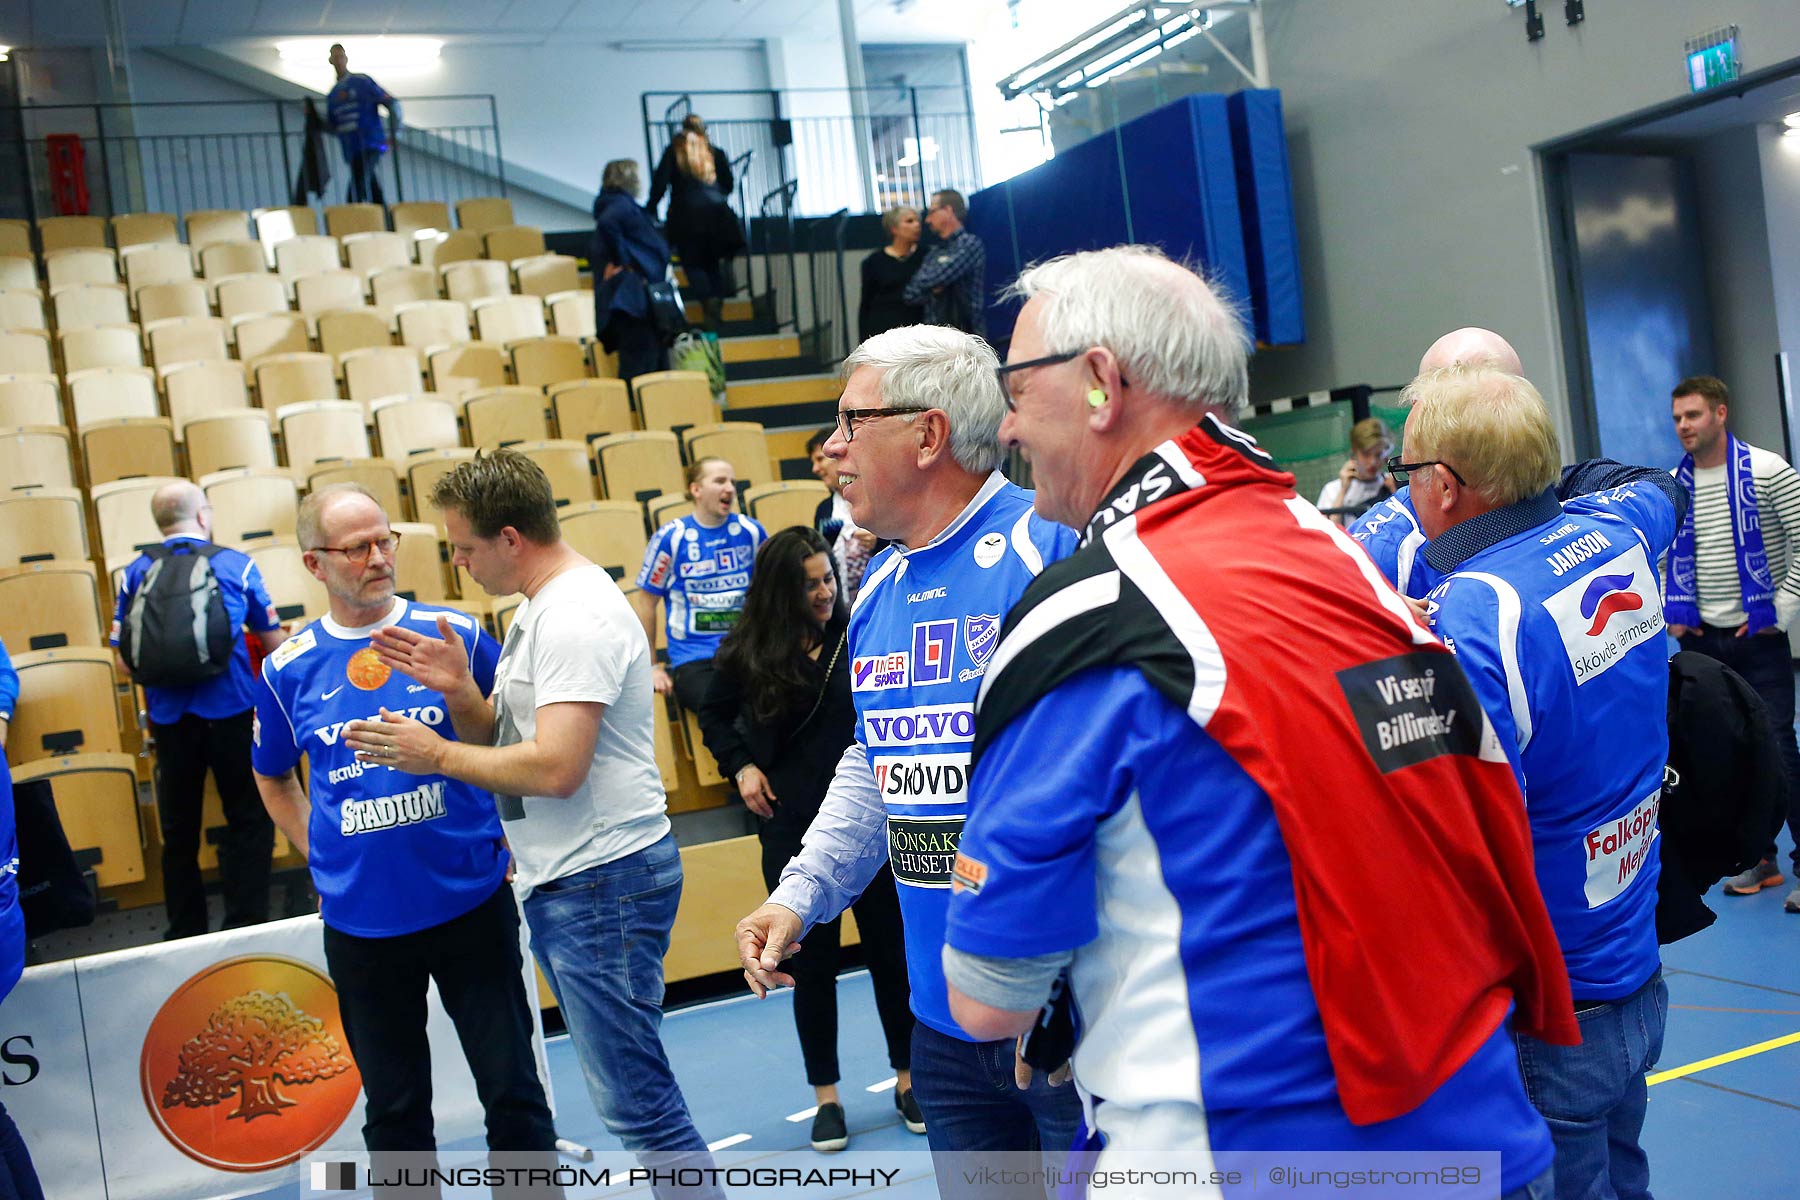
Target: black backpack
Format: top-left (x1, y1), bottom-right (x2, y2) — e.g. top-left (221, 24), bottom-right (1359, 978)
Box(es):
top-left (118, 543), bottom-right (236, 688)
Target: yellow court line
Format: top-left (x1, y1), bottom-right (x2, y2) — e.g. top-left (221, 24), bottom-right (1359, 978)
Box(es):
top-left (1647, 1030), bottom-right (1800, 1085)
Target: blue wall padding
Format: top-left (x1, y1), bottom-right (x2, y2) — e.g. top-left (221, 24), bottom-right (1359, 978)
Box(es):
top-left (965, 89), bottom-right (1303, 350)
top-left (1228, 89), bottom-right (1305, 346)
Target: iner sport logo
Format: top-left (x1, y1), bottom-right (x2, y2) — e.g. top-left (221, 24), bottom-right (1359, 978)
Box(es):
top-left (1580, 572), bottom-right (1643, 636)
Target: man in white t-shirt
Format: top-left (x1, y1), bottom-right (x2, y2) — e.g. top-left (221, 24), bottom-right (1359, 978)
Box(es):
top-left (343, 449), bottom-right (719, 1199)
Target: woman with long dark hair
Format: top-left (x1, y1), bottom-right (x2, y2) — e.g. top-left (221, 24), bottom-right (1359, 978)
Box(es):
top-left (695, 528), bottom-right (920, 1154)
top-left (648, 114), bottom-right (745, 331)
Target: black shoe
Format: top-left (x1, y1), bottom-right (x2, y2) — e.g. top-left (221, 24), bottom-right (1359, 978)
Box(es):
top-left (895, 1087), bottom-right (926, 1135)
top-left (810, 1102), bottom-right (848, 1152)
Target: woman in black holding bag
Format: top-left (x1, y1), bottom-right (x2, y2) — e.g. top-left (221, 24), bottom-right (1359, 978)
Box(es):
top-left (649, 114), bottom-right (744, 331)
top-left (695, 528), bottom-right (920, 1154)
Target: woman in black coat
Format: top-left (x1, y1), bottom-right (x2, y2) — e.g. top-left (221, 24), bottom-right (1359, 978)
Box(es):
top-left (858, 205), bottom-right (924, 342)
top-left (694, 528), bottom-right (920, 1152)
top-left (649, 115), bottom-right (744, 330)
top-left (591, 157), bottom-right (672, 383)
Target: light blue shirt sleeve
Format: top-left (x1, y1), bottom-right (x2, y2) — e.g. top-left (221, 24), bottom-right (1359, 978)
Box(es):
top-left (768, 741), bottom-right (891, 935)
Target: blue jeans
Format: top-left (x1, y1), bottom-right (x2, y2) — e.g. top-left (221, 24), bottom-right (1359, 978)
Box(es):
top-left (910, 1021), bottom-right (1083, 1199)
top-left (523, 834), bottom-right (720, 1200)
top-left (0, 1098), bottom-right (43, 1200)
top-left (1515, 971), bottom-right (1667, 1200)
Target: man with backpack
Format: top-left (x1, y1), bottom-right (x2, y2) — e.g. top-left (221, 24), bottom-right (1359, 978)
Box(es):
top-left (112, 481), bottom-right (287, 940)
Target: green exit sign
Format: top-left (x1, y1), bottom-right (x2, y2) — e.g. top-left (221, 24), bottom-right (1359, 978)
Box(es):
top-left (1688, 36), bottom-right (1740, 92)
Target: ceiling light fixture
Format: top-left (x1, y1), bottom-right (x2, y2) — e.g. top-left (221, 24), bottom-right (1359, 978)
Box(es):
top-left (1784, 111), bottom-right (1800, 128)
top-left (0, 46), bottom-right (12, 62)
top-left (277, 37), bottom-right (443, 72)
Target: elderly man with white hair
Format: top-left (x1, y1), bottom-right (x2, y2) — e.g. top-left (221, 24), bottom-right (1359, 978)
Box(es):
top-left (734, 324), bottom-right (1080, 1182)
top-left (942, 247), bottom-right (1577, 1199)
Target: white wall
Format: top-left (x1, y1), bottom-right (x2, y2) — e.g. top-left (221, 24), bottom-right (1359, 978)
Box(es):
top-left (1244, 1), bottom-right (1800, 443)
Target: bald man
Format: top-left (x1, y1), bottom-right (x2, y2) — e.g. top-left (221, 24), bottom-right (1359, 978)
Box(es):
top-left (113, 481), bottom-right (286, 939)
top-left (1348, 328), bottom-right (1526, 595)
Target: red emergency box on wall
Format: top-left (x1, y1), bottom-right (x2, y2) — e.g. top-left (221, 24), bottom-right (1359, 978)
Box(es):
top-left (45, 133), bottom-right (90, 215)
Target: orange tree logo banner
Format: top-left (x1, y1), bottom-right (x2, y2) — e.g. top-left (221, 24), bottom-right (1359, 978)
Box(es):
top-left (139, 955), bottom-right (362, 1172)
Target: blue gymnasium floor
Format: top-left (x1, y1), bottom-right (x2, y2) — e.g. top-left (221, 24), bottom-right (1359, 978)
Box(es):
top-left (253, 836), bottom-right (1799, 1199)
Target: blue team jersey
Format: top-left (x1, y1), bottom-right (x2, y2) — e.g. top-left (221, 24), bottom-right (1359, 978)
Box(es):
top-left (950, 666), bottom-right (1553, 1190)
top-left (112, 536), bottom-right (282, 725)
top-left (850, 473), bottom-right (1076, 1039)
top-left (0, 758), bottom-right (20, 1003)
top-left (1348, 487), bottom-right (1441, 599)
top-left (326, 73), bottom-right (394, 153)
top-left (251, 600), bottom-right (509, 939)
top-left (1425, 484), bottom-right (1677, 999)
top-left (635, 513), bottom-right (766, 668)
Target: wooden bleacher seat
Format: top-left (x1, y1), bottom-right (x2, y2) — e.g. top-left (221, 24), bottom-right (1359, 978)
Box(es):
top-left (461, 386), bottom-right (550, 450)
top-left (371, 264), bottom-right (437, 309)
top-left (201, 468), bottom-right (299, 545)
top-left (744, 480), bottom-right (829, 534)
top-left (294, 269), bottom-right (366, 317)
top-left (0, 224), bottom-right (30, 258)
top-left (472, 295), bottom-right (546, 344)
top-left (645, 491), bottom-right (690, 531)
top-left (111, 212), bottom-right (179, 250)
top-left (455, 197), bottom-right (514, 235)
top-left (186, 210), bottom-right (251, 257)
top-left (275, 236), bottom-right (344, 291)
top-left (483, 225), bottom-right (545, 263)
top-left (443, 259), bottom-right (511, 304)
top-left (92, 476), bottom-right (185, 564)
top-left (0, 256), bottom-right (35, 292)
top-left (0, 489), bottom-right (88, 565)
top-left (396, 299), bottom-right (471, 348)
top-left (50, 282), bottom-right (130, 330)
top-left (426, 341), bottom-right (504, 396)
top-left (343, 345), bottom-right (423, 406)
top-left (135, 279), bottom-right (210, 326)
top-left (60, 324), bottom-right (144, 374)
top-left (0, 331), bottom-right (51, 375)
top-left (0, 427), bottom-right (76, 490)
top-left (245, 539), bottom-right (329, 624)
top-left (145, 315), bottom-right (229, 373)
top-left (0, 374), bottom-right (61, 426)
top-left (9, 754), bottom-right (145, 887)
top-left (546, 290), bottom-right (597, 339)
top-left (510, 335), bottom-right (589, 390)
top-left (8, 647), bottom-right (122, 764)
top-left (215, 273), bottom-right (289, 326)
top-left (682, 422), bottom-right (776, 487)
top-left (633, 370), bottom-right (719, 436)
top-left (421, 229), bottom-right (483, 272)
top-left (550, 377), bottom-right (633, 444)
top-left (390, 520), bottom-right (452, 604)
top-left (513, 254), bottom-right (580, 298)
top-left (317, 307), bottom-right (392, 360)
top-left (324, 203), bottom-right (386, 239)
top-left (559, 500), bottom-right (650, 581)
top-left (307, 460), bottom-right (403, 519)
top-left (82, 417), bottom-right (178, 486)
top-left (121, 242), bottom-right (195, 298)
top-left (592, 431), bottom-right (685, 506)
top-left (37, 216), bottom-right (108, 254)
top-left (165, 361), bottom-right (250, 439)
top-left (343, 231), bottom-right (410, 276)
top-left (255, 206), bottom-right (321, 263)
top-left (255, 352), bottom-right (338, 409)
top-left (233, 312), bottom-right (311, 365)
top-left (404, 449), bottom-right (476, 533)
top-left (372, 394), bottom-right (460, 462)
top-left (0, 561), bottom-right (105, 652)
top-left (0, 290), bottom-right (45, 334)
top-left (44, 247), bottom-right (118, 291)
top-left (278, 400), bottom-right (371, 476)
top-left (513, 439), bottom-right (595, 508)
top-left (391, 202), bottom-right (452, 253)
top-left (200, 240), bottom-right (271, 295)
top-left (185, 410), bottom-right (277, 477)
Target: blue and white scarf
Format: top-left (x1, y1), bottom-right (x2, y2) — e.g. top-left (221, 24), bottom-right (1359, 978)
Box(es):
top-left (1667, 432), bottom-right (1777, 632)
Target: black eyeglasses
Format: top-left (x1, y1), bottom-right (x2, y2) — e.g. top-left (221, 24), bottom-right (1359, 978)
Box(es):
top-left (835, 406), bottom-right (932, 442)
top-left (1385, 456), bottom-right (1467, 487)
top-left (995, 350), bottom-right (1131, 411)
top-left (312, 532), bottom-right (401, 565)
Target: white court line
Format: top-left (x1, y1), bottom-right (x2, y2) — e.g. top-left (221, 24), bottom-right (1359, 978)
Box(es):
top-left (864, 1076), bottom-right (898, 1093)
top-left (785, 1106), bottom-right (820, 1123)
top-left (707, 1133), bottom-right (752, 1151)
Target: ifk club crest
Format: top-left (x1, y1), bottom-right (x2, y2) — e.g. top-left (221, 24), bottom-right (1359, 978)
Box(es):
top-left (139, 955), bottom-right (361, 1171)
